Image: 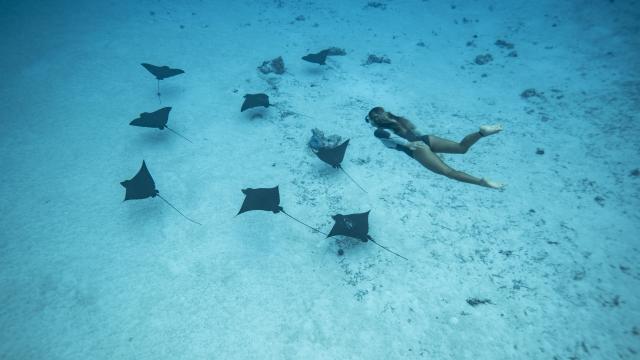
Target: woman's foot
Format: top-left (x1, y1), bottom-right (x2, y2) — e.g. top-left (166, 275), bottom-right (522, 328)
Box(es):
top-left (480, 178), bottom-right (506, 190)
top-left (479, 124), bottom-right (503, 137)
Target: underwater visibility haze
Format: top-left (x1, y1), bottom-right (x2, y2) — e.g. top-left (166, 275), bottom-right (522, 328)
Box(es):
top-left (1, 0), bottom-right (639, 359)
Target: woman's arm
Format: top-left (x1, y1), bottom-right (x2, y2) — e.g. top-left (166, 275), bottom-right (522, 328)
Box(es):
top-left (374, 128), bottom-right (413, 156)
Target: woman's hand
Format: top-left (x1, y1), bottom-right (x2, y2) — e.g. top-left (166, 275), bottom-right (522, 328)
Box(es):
top-left (406, 141), bottom-right (429, 151)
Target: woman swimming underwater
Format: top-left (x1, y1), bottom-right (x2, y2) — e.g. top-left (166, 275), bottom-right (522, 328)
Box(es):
top-left (366, 107), bottom-right (505, 189)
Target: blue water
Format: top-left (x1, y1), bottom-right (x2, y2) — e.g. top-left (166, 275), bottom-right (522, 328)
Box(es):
top-left (1, 0), bottom-right (639, 359)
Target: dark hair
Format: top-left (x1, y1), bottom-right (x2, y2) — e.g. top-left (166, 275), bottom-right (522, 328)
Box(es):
top-left (368, 107), bottom-right (385, 118)
top-left (365, 107), bottom-right (384, 124)
top-left (366, 107), bottom-right (416, 134)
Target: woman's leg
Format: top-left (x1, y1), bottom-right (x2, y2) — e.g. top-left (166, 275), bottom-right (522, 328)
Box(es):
top-left (427, 132), bottom-right (482, 154)
top-left (427, 124), bottom-right (503, 154)
top-left (410, 143), bottom-right (488, 187)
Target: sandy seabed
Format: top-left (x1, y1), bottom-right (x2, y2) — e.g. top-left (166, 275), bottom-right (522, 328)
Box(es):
top-left (1, 0), bottom-right (639, 359)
